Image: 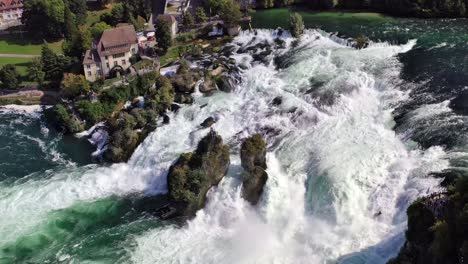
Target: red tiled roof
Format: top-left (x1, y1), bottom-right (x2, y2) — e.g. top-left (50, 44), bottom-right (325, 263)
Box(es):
top-left (0, 0), bottom-right (23, 11)
top-left (83, 49), bottom-right (100, 65)
top-left (97, 25), bottom-right (138, 57)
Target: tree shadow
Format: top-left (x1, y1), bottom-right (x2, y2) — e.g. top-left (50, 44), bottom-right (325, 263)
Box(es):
top-left (0, 33), bottom-right (47, 46)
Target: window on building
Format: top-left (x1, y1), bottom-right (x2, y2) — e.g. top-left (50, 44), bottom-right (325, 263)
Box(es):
top-left (105, 56), bottom-right (108, 60)
top-left (122, 59), bottom-right (126, 65)
top-left (106, 63), bottom-right (110, 68)
top-left (112, 53), bottom-right (125, 59)
top-left (132, 48), bottom-right (136, 53)
top-left (86, 65), bottom-right (90, 69)
top-left (114, 61), bottom-right (117, 66)
top-left (87, 71), bottom-right (91, 76)
top-left (98, 70), bottom-right (103, 75)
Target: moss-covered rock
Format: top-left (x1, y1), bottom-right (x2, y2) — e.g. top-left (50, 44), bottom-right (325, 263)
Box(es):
top-left (240, 134), bottom-right (268, 205)
top-left (241, 134), bottom-right (267, 172)
top-left (167, 130), bottom-right (230, 216)
top-left (53, 104), bottom-right (85, 134)
top-left (389, 175), bottom-right (468, 264)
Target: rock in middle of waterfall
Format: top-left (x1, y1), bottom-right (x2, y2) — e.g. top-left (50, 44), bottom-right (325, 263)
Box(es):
top-left (166, 130), bottom-right (230, 216)
top-left (240, 134), bottom-right (268, 205)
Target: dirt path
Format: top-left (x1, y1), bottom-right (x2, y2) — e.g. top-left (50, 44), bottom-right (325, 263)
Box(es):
top-left (0, 54), bottom-right (40, 58)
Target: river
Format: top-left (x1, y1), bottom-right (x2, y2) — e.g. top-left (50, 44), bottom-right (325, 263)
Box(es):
top-left (0, 11), bottom-right (467, 264)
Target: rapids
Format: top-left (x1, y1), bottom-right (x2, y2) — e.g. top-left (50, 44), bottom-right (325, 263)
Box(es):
top-left (0, 29), bottom-right (453, 263)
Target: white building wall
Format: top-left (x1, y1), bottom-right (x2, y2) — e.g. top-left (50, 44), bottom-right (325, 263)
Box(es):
top-left (0, 8), bottom-right (23, 29)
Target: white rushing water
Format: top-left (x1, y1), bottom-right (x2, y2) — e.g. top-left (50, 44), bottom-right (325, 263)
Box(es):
top-left (0, 30), bottom-right (448, 263)
top-left (128, 30), bottom-right (448, 263)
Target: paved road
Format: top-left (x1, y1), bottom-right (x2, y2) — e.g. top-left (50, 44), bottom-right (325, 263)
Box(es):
top-left (0, 54), bottom-right (40, 58)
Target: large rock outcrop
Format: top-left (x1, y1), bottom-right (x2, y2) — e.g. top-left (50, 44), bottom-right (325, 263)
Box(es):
top-left (389, 176), bottom-right (468, 264)
top-left (166, 130), bottom-right (230, 216)
top-left (241, 134), bottom-right (268, 205)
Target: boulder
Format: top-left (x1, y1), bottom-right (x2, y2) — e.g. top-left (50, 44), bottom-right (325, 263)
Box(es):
top-left (163, 114), bottom-right (170, 124)
top-left (172, 72), bottom-right (198, 93)
top-left (242, 167), bottom-right (269, 205)
top-left (240, 134), bottom-right (268, 205)
top-left (216, 75), bottom-right (234, 93)
top-left (200, 117), bottom-right (216, 128)
top-left (271, 96), bottom-right (282, 106)
top-left (353, 36), bottom-right (369, 49)
top-left (450, 92), bottom-right (468, 115)
top-left (174, 93), bottom-right (193, 104)
top-left (171, 103), bottom-right (181, 112)
top-left (167, 130), bottom-right (230, 216)
top-left (199, 78), bottom-right (218, 94)
top-left (210, 66), bottom-right (225, 76)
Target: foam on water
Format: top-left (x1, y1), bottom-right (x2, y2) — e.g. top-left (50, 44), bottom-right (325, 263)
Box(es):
top-left (129, 30), bottom-right (447, 263)
top-left (0, 30), bottom-right (449, 262)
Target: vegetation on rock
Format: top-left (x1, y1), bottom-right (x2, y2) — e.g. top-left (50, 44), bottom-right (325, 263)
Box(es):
top-left (53, 104), bottom-right (84, 133)
top-left (195, 7), bottom-right (208, 23)
top-left (241, 134), bottom-right (268, 205)
top-left (167, 130), bottom-right (230, 215)
top-left (389, 176), bottom-right (468, 264)
top-left (289, 12), bottom-right (304, 38)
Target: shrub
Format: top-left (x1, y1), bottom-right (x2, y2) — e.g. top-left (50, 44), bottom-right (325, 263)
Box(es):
top-left (61, 73), bottom-right (90, 99)
top-left (75, 100), bottom-right (106, 125)
top-left (289, 12), bottom-right (304, 38)
top-left (53, 104), bottom-right (84, 133)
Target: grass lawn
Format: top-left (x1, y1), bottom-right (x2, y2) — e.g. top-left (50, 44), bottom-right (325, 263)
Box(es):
top-left (0, 57), bottom-right (32, 75)
top-left (159, 47), bottom-right (181, 67)
top-left (86, 4), bottom-right (112, 26)
top-left (0, 34), bottom-right (62, 55)
top-left (0, 57), bottom-right (38, 86)
top-left (133, 59), bottom-right (154, 71)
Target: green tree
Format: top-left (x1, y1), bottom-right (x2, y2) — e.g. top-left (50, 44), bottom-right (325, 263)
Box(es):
top-left (289, 12), bottom-right (304, 38)
top-left (41, 44), bottom-right (72, 82)
top-left (155, 17), bottom-right (173, 53)
top-left (204, 0), bottom-right (225, 14)
top-left (123, 0), bottom-right (152, 20)
top-left (75, 100), bottom-right (106, 124)
top-left (275, 0), bottom-right (294, 6)
top-left (219, 0), bottom-right (242, 27)
top-left (27, 58), bottom-right (45, 85)
top-left (53, 104), bottom-right (84, 133)
top-left (62, 26), bottom-right (92, 59)
top-left (90, 22), bottom-right (112, 39)
top-left (64, 0), bottom-right (87, 25)
top-left (0, 64), bottom-right (21, 90)
top-left (22, 0), bottom-right (66, 39)
top-left (182, 11), bottom-right (195, 27)
top-left (101, 3), bottom-right (125, 26)
top-left (257, 0), bottom-right (274, 8)
top-left (61, 73), bottom-right (90, 98)
top-left (63, 4), bottom-right (77, 39)
top-left (96, 0), bottom-right (110, 8)
top-left (132, 15), bottom-right (147, 31)
top-left (195, 7), bottom-right (208, 23)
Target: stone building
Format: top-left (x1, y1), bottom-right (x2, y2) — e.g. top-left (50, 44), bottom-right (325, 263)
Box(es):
top-left (83, 25), bottom-right (139, 82)
top-left (0, 0), bottom-right (23, 29)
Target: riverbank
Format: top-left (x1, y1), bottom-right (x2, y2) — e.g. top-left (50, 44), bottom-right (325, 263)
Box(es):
top-left (0, 89), bottom-right (59, 106)
top-left (1, 9), bottom-right (468, 263)
top-left (252, 8), bottom-right (392, 29)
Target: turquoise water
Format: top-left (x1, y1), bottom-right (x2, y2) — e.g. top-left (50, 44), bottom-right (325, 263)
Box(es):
top-left (1, 13), bottom-right (468, 263)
